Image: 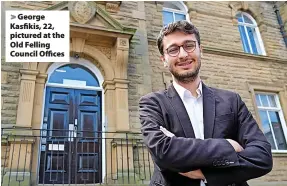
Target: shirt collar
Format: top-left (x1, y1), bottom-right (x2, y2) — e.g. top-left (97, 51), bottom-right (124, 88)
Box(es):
top-left (173, 80), bottom-right (202, 99)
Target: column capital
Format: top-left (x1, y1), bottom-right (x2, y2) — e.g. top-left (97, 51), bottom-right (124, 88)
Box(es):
top-left (36, 73), bottom-right (48, 84)
top-left (19, 69), bottom-right (39, 81)
top-left (103, 80), bottom-right (115, 91)
top-left (114, 78), bottom-right (129, 88)
top-left (103, 79), bottom-right (129, 90)
top-left (20, 69), bottom-right (39, 75)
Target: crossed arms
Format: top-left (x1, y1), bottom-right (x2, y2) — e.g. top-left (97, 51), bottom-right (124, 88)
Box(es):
top-left (139, 93), bottom-right (272, 186)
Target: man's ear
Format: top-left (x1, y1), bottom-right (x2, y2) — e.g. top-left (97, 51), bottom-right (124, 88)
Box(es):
top-left (160, 56), bottom-right (168, 67)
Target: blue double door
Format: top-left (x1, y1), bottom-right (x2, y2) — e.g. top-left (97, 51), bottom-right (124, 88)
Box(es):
top-left (39, 87), bottom-right (102, 184)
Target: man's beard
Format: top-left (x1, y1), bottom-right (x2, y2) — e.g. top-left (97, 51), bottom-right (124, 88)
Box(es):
top-left (169, 60), bottom-right (201, 83)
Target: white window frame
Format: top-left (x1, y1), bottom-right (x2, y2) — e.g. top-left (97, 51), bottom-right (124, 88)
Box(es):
top-left (256, 92), bottom-right (287, 153)
top-left (162, 1), bottom-right (190, 25)
top-left (237, 12), bottom-right (266, 56)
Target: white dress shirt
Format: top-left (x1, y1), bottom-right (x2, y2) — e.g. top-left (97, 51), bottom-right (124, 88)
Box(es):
top-left (173, 80), bottom-right (206, 186)
top-left (173, 80), bottom-right (204, 139)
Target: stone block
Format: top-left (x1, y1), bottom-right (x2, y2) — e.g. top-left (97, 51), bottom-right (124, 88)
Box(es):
top-left (2, 72), bottom-right (8, 84)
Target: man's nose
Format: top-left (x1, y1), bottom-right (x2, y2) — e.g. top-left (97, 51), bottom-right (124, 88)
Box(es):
top-left (178, 46), bottom-right (188, 58)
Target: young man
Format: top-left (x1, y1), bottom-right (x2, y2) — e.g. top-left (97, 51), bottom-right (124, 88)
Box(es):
top-left (139, 20), bottom-right (272, 186)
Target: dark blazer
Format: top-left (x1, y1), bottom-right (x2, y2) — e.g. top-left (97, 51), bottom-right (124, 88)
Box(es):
top-left (139, 83), bottom-right (272, 186)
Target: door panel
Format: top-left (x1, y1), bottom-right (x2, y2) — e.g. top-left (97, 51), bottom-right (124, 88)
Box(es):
top-left (39, 87), bottom-right (102, 184)
top-left (74, 89), bottom-right (101, 184)
top-left (49, 110), bottom-right (69, 138)
top-left (39, 87), bottom-right (73, 184)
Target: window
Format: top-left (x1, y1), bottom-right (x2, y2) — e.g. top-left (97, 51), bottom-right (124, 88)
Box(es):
top-left (48, 64), bottom-right (100, 87)
top-left (236, 12), bottom-right (265, 55)
top-left (162, 2), bottom-right (188, 26)
top-left (255, 93), bottom-right (287, 151)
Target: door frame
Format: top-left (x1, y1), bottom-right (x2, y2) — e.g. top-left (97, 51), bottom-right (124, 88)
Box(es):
top-left (37, 58), bottom-right (106, 184)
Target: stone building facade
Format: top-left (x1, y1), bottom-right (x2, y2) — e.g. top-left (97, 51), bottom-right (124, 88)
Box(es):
top-left (1, 1), bottom-right (287, 186)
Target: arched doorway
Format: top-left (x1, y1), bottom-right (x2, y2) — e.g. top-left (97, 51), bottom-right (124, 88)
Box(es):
top-left (38, 60), bottom-right (104, 184)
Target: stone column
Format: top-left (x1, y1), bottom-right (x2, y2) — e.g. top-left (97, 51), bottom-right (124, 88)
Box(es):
top-left (15, 69), bottom-right (39, 128)
top-left (3, 68), bottom-right (39, 186)
top-left (114, 38), bottom-right (130, 131)
top-left (30, 73), bottom-right (47, 186)
top-left (31, 73), bottom-right (47, 129)
top-left (114, 79), bottom-right (130, 131)
top-left (103, 80), bottom-right (117, 132)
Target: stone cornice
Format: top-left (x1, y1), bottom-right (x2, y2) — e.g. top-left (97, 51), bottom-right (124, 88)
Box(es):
top-left (70, 23), bottom-right (135, 39)
top-left (188, 7), bottom-right (279, 29)
top-left (203, 47), bottom-right (287, 64)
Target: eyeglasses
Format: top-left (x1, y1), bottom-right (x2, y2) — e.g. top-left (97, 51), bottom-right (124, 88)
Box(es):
top-left (165, 40), bottom-right (196, 57)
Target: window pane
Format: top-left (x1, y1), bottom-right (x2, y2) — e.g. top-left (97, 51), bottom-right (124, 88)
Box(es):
top-left (236, 14), bottom-right (243, 23)
top-left (175, 13), bottom-right (185, 21)
top-left (163, 2), bottom-right (181, 10)
top-left (269, 111), bottom-right (287, 150)
top-left (246, 27), bottom-right (258, 54)
top-left (163, 11), bottom-right (174, 26)
top-left (49, 64), bottom-right (100, 87)
top-left (243, 15), bottom-right (253, 24)
top-left (255, 94), bottom-right (261, 106)
top-left (238, 25), bottom-right (251, 53)
top-left (259, 110), bottom-right (276, 149)
top-left (268, 95), bottom-right (277, 107)
top-left (260, 95), bottom-right (269, 107)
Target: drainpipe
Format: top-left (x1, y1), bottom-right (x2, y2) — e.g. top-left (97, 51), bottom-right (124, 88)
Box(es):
top-left (273, 3), bottom-right (287, 47)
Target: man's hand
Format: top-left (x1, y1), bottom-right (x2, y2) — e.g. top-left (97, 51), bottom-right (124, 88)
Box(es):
top-left (226, 139), bottom-right (243, 152)
top-left (179, 169), bottom-right (205, 180)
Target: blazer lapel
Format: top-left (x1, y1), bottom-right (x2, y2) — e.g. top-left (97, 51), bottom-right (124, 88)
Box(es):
top-left (166, 85), bottom-right (195, 138)
top-left (202, 83), bottom-right (216, 138)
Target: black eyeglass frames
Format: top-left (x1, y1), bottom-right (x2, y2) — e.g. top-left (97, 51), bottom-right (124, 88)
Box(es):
top-left (165, 40), bottom-right (196, 57)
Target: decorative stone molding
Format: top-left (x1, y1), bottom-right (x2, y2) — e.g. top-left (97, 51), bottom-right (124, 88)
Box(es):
top-left (103, 80), bottom-right (116, 91)
top-left (95, 46), bottom-right (111, 59)
top-left (81, 53), bottom-right (106, 78)
top-left (241, 2), bottom-right (249, 11)
top-left (69, 1), bottom-right (96, 24)
top-left (19, 69), bottom-right (38, 81)
top-left (203, 46), bottom-right (287, 64)
top-left (106, 1), bottom-right (121, 13)
top-left (114, 38), bottom-right (129, 79)
top-left (117, 38), bottom-right (129, 50)
top-left (229, 2), bottom-right (239, 25)
top-left (229, 2), bottom-right (264, 27)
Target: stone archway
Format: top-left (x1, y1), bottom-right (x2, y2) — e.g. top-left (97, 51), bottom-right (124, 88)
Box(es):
top-left (17, 36), bottom-right (132, 134)
top-left (6, 20), bottom-right (135, 185)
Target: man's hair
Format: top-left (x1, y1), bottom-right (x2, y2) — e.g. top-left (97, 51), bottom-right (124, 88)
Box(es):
top-left (157, 20), bottom-right (201, 56)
